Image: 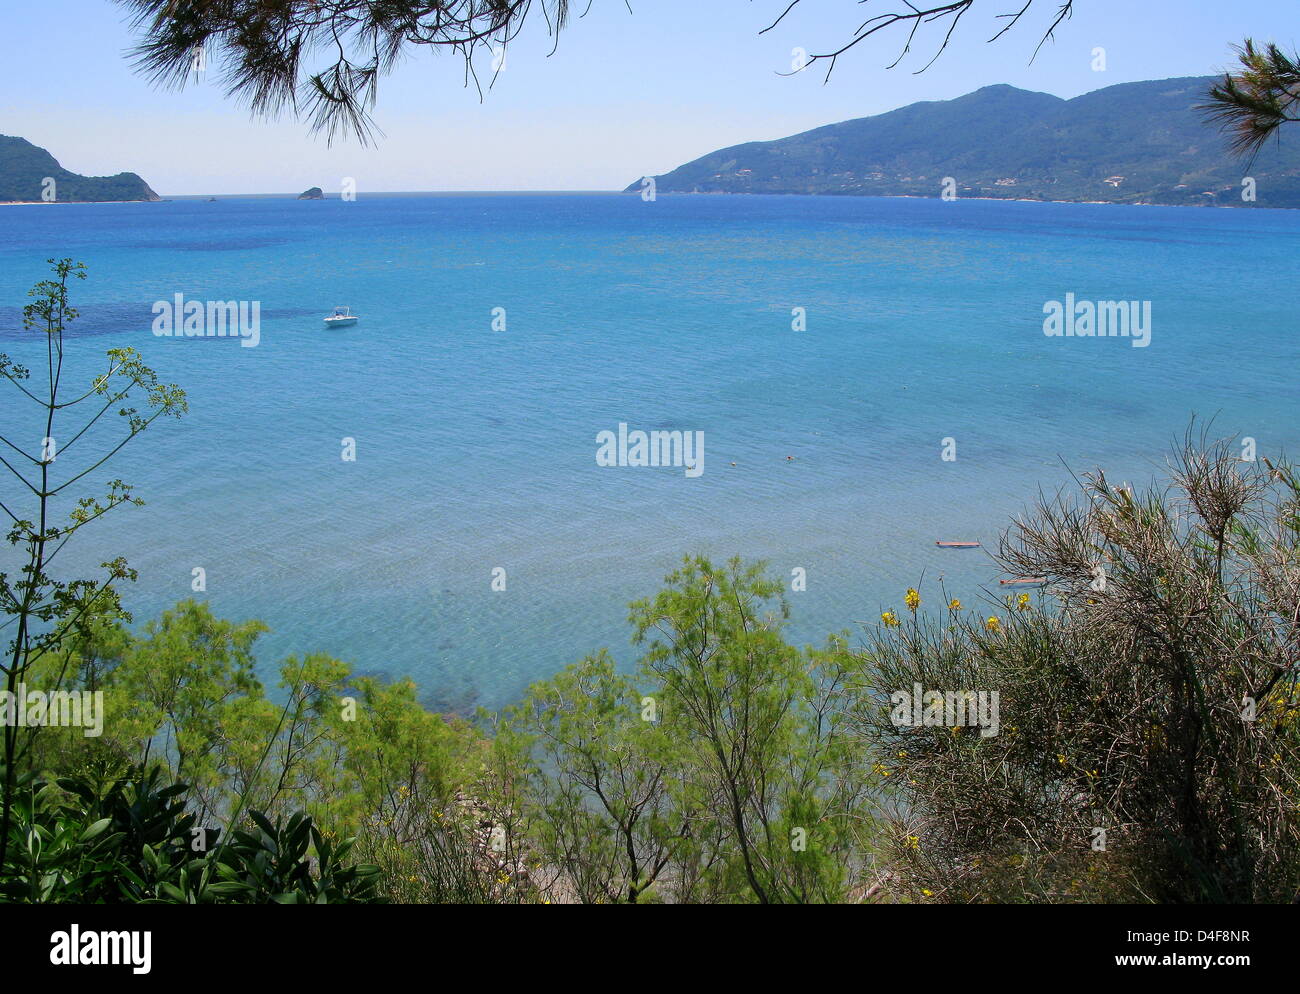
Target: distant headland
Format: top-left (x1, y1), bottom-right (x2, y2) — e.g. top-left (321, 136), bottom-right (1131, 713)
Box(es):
top-left (0, 135), bottom-right (159, 204)
top-left (629, 76), bottom-right (1300, 208)
top-left (298, 186), bottom-right (325, 200)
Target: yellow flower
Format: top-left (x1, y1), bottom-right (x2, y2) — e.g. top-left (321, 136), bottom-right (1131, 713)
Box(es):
top-left (905, 588), bottom-right (921, 613)
top-left (921, 888), bottom-right (933, 897)
top-left (985, 615), bottom-right (1002, 634)
top-left (1016, 592), bottom-right (1030, 611)
top-left (1057, 754), bottom-right (1067, 765)
top-left (948, 598), bottom-right (962, 611)
top-left (881, 611), bottom-right (900, 628)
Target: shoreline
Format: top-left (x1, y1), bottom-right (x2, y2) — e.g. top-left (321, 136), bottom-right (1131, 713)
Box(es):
top-left (0, 199), bottom-right (162, 206)
top-left (629, 192), bottom-right (1300, 213)
top-left (0, 200), bottom-right (162, 205)
top-left (5, 191), bottom-right (1290, 211)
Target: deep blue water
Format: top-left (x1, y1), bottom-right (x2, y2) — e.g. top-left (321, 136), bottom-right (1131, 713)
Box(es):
top-left (1, 192), bottom-right (1297, 710)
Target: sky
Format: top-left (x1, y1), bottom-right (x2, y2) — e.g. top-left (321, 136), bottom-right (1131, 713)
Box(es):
top-left (1, 0), bottom-right (1296, 194)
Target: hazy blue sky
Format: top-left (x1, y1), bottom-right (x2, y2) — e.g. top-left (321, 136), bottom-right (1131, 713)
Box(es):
top-left (2, 1), bottom-right (1295, 194)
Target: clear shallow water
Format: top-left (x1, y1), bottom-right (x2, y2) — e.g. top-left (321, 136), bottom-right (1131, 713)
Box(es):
top-left (1, 193), bottom-right (1297, 710)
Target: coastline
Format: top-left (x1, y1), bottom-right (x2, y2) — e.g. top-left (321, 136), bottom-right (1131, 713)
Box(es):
top-left (0, 199), bottom-right (162, 206)
top-left (634, 189), bottom-right (1292, 210)
top-left (3, 190), bottom-right (1291, 211)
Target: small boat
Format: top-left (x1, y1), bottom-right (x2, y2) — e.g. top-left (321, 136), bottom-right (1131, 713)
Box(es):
top-left (936, 541), bottom-right (981, 549)
top-left (1000, 577), bottom-right (1047, 586)
top-left (323, 306), bottom-right (359, 328)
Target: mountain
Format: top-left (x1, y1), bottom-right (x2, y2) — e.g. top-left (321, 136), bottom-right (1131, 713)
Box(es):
top-left (298, 186), bottom-right (325, 200)
top-left (0, 136), bottom-right (160, 203)
top-left (628, 77), bottom-right (1300, 207)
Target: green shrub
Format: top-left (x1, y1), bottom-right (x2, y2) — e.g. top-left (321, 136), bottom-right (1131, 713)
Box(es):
top-left (0, 766), bottom-right (382, 903)
top-left (858, 430), bottom-right (1300, 903)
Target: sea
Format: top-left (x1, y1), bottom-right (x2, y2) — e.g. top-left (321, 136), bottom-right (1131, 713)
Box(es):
top-left (1, 192), bottom-right (1296, 711)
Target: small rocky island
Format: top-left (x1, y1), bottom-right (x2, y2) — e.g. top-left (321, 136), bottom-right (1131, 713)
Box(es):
top-left (298, 186), bottom-right (325, 200)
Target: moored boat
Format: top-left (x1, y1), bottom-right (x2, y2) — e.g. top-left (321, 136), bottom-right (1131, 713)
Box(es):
top-left (324, 306), bottom-right (359, 327)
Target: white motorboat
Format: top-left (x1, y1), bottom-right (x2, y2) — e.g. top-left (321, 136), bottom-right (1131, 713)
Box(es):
top-left (324, 306), bottom-right (359, 328)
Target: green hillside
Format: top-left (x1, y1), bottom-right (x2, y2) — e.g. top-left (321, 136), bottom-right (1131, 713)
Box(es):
top-left (0, 135), bottom-right (160, 203)
top-left (630, 76), bottom-right (1300, 207)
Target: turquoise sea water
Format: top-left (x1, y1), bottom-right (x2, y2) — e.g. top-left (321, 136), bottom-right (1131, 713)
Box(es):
top-left (1, 193), bottom-right (1297, 710)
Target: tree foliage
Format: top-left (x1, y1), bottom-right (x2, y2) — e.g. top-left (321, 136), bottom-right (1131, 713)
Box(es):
top-left (0, 259), bottom-right (186, 872)
top-left (0, 766), bottom-right (382, 903)
top-left (117, 0), bottom-right (578, 144)
top-left (859, 427), bottom-right (1300, 903)
top-left (1206, 40), bottom-right (1300, 159)
top-left (115, 0), bottom-right (1084, 143)
top-left (500, 556), bottom-right (879, 903)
